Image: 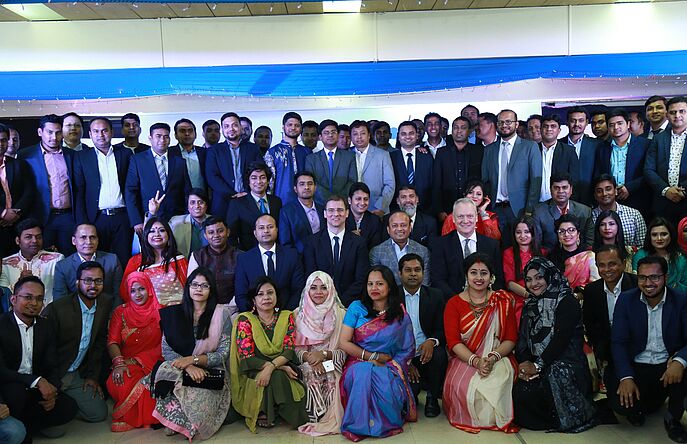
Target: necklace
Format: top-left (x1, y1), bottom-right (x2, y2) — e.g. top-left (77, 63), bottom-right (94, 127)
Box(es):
top-left (467, 292), bottom-right (489, 319)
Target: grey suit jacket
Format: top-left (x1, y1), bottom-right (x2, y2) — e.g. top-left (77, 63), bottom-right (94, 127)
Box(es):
top-left (359, 146), bottom-right (396, 213)
top-left (481, 136), bottom-right (542, 217)
top-left (532, 199), bottom-right (594, 249)
top-left (369, 238), bottom-right (430, 286)
top-left (52, 251), bottom-right (123, 306)
top-left (305, 148), bottom-right (357, 206)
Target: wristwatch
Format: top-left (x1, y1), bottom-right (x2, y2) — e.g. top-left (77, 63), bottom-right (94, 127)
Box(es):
top-left (192, 355), bottom-right (200, 366)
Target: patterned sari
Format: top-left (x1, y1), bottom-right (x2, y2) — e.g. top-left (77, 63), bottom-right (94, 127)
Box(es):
top-left (340, 301), bottom-right (416, 442)
top-left (564, 250), bottom-right (599, 289)
top-left (442, 290), bottom-right (518, 433)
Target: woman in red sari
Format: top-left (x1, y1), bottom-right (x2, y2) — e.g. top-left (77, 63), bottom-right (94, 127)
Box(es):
top-left (443, 253), bottom-right (518, 433)
top-left (107, 272), bottom-right (162, 432)
top-left (441, 180), bottom-right (501, 240)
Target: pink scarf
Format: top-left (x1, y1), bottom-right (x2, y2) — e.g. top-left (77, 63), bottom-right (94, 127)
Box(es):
top-left (295, 271), bottom-right (344, 346)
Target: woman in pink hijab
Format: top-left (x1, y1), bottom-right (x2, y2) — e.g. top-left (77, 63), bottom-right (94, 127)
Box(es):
top-left (678, 217), bottom-right (687, 255)
top-left (294, 271), bottom-right (347, 436)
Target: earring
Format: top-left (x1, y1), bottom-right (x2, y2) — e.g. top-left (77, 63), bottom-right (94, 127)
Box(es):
top-left (576, 239), bottom-right (580, 247)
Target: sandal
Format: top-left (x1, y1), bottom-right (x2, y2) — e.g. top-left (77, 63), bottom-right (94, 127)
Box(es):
top-left (257, 414), bottom-right (274, 428)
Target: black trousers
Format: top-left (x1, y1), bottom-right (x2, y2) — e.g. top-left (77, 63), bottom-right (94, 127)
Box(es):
top-left (493, 203), bottom-right (516, 249)
top-left (44, 212), bottom-right (75, 256)
top-left (607, 362), bottom-right (687, 421)
top-left (0, 383), bottom-right (78, 435)
top-left (410, 345), bottom-right (448, 399)
top-left (94, 211), bottom-right (132, 267)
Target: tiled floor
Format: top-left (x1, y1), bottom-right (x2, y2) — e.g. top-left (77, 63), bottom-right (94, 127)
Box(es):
top-left (33, 398), bottom-right (678, 444)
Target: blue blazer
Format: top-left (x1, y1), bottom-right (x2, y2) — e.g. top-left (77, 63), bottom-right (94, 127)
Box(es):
top-left (645, 129), bottom-right (687, 193)
top-left (304, 149), bottom-right (357, 206)
top-left (74, 146), bottom-right (132, 224)
top-left (390, 148), bottom-right (434, 211)
top-left (19, 144), bottom-right (76, 224)
top-left (125, 150), bottom-right (191, 226)
top-left (612, 287), bottom-right (687, 380)
top-left (278, 201), bottom-right (326, 254)
top-left (205, 141), bottom-right (262, 216)
top-left (169, 144), bottom-right (209, 188)
top-left (593, 135), bottom-right (649, 213)
top-left (234, 244), bottom-right (305, 312)
top-left (560, 135), bottom-right (598, 206)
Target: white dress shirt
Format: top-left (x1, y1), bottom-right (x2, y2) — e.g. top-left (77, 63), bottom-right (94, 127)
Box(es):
top-left (14, 313), bottom-right (42, 387)
top-left (96, 146), bottom-right (125, 210)
top-left (496, 135), bottom-right (516, 203)
top-left (400, 147), bottom-right (417, 172)
top-left (457, 231), bottom-right (477, 257)
top-left (258, 244), bottom-right (277, 275)
top-left (540, 142), bottom-right (556, 202)
top-left (354, 146), bottom-right (369, 181)
top-left (327, 228), bottom-right (345, 261)
top-left (603, 278), bottom-right (623, 324)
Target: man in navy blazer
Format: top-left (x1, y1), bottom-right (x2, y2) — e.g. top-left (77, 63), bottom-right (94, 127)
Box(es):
top-left (279, 171), bottom-right (326, 254)
top-left (390, 121), bottom-right (434, 212)
top-left (593, 108), bottom-right (650, 217)
top-left (304, 196), bottom-right (369, 307)
top-left (169, 118), bottom-right (208, 192)
top-left (304, 119), bottom-right (357, 207)
top-left (560, 106), bottom-right (599, 206)
top-left (645, 96), bottom-right (687, 227)
top-left (19, 114), bottom-right (77, 255)
top-left (205, 112), bottom-right (262, 217)
top-left (538, 115), bottom-right (580, 202)
top-left (610, 256), bottom-right (687, 440)
top-left (234, 214), bottom-right (305, 312)
top-left (125, 123), bottom-right (192, 234)
top-left (430, 198), bottom-right (503, 301)
top-left (74, 117), bottom-right (133, 266)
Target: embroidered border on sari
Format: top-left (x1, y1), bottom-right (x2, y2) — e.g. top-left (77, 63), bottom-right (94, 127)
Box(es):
top-left (387, 360), bottom-right (417, 422)
top-left (112, 379), bottom-right (146, 420)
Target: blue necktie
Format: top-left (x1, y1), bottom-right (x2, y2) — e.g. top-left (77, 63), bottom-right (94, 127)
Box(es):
top-left (327, 151), bottom-right (334, 192)
top-left (406, 152), bottom-right (414, 184)
top-left (265, 251), bottom-right (275, 278)
top-left (333, 236), bottom-right (340, 266)
top-left (259, 198), bottom-right (267, 214)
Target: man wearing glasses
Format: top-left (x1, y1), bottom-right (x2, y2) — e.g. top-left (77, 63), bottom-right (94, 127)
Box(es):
top-left (44, 261), bottom-right (113, 426)
top-left (610, 255), bottom-right (687, 442)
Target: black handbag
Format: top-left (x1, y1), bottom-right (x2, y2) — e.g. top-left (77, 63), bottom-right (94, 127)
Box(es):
top-left (182, 368), bottom-right (225, 390)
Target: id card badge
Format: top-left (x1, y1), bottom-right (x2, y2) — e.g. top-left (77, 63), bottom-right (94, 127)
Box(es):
top-left (322, 360), bottom-right (335, 372)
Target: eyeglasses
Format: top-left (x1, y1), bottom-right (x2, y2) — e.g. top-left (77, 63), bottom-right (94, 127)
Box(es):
top-left (637, 274), bottom-right (665, 283)
top-left (16, 295), bottom-right (45, 304)
top-left (557, 227), bottom-right (578, 235)
top-left (497, 120), bottom-right (515, 126)
top-left (80, 278), bottom-right (104, 286)
top-left (190, 282), bottom-right (210, 290)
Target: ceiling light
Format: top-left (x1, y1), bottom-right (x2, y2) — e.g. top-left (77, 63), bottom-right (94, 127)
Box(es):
top-left (323, 0), bottom-right (362, 13)
top-left (2, 3), bottom-right (66, 20)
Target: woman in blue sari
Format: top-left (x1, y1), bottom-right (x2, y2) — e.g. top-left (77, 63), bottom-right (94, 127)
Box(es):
top-left (339, 265), bottom-right (416, 442)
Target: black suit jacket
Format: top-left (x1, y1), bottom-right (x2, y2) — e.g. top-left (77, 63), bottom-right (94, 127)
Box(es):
top-left (540, 141), bottom-right (580, 191)
top-left (390, 149), bottom-right (434, 211)
top-left (582, 273), bottom-right (637, 363)
top-left (432, 142), bottom-right (483, 215)
top-left (44, 293), bottom-right (113, 380)
top-left (345, 211), bottom-right (383, 250)
top-left (0, 156), bottom-right (34, 215)
top-left (0, 313), bottom-right (61, 388)
top-left (205, 141), bottom-right (262, 216)
top-left (169, 144), bottom-right (209, 188)
top-left (226, 193), bottom-right (282, 251)
top-left (382, 211), bottom-right (438, 247)
top-left (74, 146), bottom-right (132, 224)
top-left (429, 231), bottom-right (504, 301)
top-left (414, 285), bottom-right (446, 345)
top-left (304, 230), bottom-right (369, 307)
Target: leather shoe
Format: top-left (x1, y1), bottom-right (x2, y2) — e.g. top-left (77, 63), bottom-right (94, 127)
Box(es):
top-left (665, 419), bottom-right (687, 443)
top-left (424, 394), bottom-right (440, 418)
top-left (627, 413), bottom-right (645, 427)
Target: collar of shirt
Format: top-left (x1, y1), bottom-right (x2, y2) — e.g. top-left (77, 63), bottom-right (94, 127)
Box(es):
top-left (258, 244), bottom-right (277, 256)
top-left (180, 144), bottom-right (196, 154)
top-left (542, 140), bottom-right (557, 151)
top-left (603, 277), bottom-right (623, 298)
top-left (404, 288), bottom-right (421, 299)
top-left (658, 120), bottom-right (669, 132)
top-left (78, 297), bottom-right (97, 315)
top-left (40, 144), bottom-right (63, 156)
top-left (410, 213), bottom-right (417, 226)
top-left (427, 138), bottom-right (446, 149)
top-left (556, 201), bottom-right (570, 215)
top-left (671, 130), bottom-right (687, 140)
top-left (401, 147), bottom-right (417, 157)
top-left (457, 231), bottom-right (477, 245)
top-left (13, 312), bottom-right (33, 329)
top-left (78, 252), bottom-right (96, 263)
top-left (640, 287), bottom-right (667, 309)
top-left (299, 200), bottom-right (316, 213)
top-left (95, 146), bottom-right (114, 157)
top-left (152, 150), bottom-right (168, 161)
top-left (251, 192), bottom-right (267, 204)
top-left (393, 239), bottom-right (409, 255)
top-left (355, 145), bottom-right (369, 155)
top-left (502, 134), bottom-right (517, 146)
top-left (18, 250), bottom-right (45, 263)
top-left (611, 134), bottom-right (631, 150)
top-left (324, 147), bottom-right (338, 157)
top-left (328, 228), bottom-right (345, 241)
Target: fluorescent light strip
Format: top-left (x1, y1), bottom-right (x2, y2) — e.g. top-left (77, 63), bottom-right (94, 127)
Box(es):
top-left (3, 4), bottom-right (66, 21)
top-left (322, 0), bottom-right (362, 13)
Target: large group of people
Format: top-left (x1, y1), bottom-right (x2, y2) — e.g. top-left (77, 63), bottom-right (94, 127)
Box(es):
top-left (0, 95), bottom-right (686, 443)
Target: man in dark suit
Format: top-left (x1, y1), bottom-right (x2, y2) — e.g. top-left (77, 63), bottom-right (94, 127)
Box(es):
top-left (430, 198), bottom-right (503, 301)
top-left (383, 185), bottom-right (438, 247)
top-left (610, 256), bottom-right (687, 441)
top-left (169, 118), bottom-right (208, 192)
top-left (19, 114), bottom-right (77, 255)
top-left (44, 261), bottom-right (112, 424)
top-left (226, 161), bottom-right (282, 251)
top-left (645, 96), bottom-right (687, 226)
top-left (235, 214), bottom-right (305, 312)
top-left (52, 224), bottom-right (123, 304)
top-left (399, 253), bottom-right (446, 417)
top-left (125, 122), bottom-right (192, 235)
top-left (346, 182), bottom-right (382, 250)
top-left (0, 123), bottom-right (34, 256)
top-left (205, 112), bottom-right (262, 217)
top-left (279, 171), bottom-right (325, 254)
top-left (644, 95), bottom-right (670, 141)
top-left (583, 245), bottom-right (638, 406)
top-left (390, 121), bottom-right (434, 212)
top-left (561, 106), bottom-right (599, 206)
top-left (305, 119), bottom-right (357, 207)
top-left (433, 116), bottom-right (483, 223)
top-left (481, 109), bottom-right (542, 246)
top-left (112, 113), bottom-right (150, 154)
top-left (0, 276), bottom-right (78, 441)
top-left (304, 195), bottom-right (369, 306)
top-left (73, 117), bottom-right (133, 266)
top-left (538, 115), bottom-right (580, 202)
top-left (593, 108), bottom-right (650, 218)
top-left (532, 172), bottom-right (594, 249)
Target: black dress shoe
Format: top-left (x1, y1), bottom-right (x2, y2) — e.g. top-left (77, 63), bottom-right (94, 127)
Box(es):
top-left (665, 419), bottom-right (687, 443)
top-left (627, 413), bottom-right (645, 427)
top-left (424, 394), bottom-right (440, 418)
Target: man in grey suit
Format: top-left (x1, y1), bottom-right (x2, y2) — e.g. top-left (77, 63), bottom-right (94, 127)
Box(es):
top-left (52, 224), bottom-right (123, 305)
top-left (533, 172), bottom-right (594, 250)
top-left (350, 120), bottom-right (395, 215)
top-left (481, 109), bottom-right (542, 246)
top-left (370, 210), bottom-right (430, 285)
top-left (305, 119), bottom-right (357, 206)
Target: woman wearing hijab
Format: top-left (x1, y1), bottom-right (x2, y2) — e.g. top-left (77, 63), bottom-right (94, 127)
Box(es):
top-left (107, 272), bottom-right (162, 432)
top-left (294, 271), bottom-right (347, 436)
top-left (513, 257), bottom-right (596, 433)
top-left (678, 216), bottom-right (687, 255)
